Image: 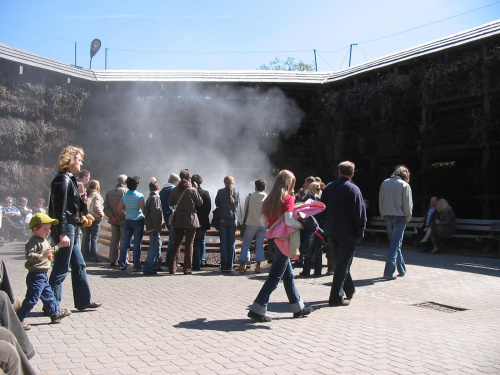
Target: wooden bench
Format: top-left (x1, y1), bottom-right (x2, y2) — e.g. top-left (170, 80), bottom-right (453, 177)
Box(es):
top-left (98, 222), bottom-right (243, 253)
top-left (451, 219), bottom-right (500, 255)
top-left (364, 216), bottom-right (500, 255)
top-left (97, 221), bottom-right (272, 261)
top-left (364, 216), bottom-right (424, 245)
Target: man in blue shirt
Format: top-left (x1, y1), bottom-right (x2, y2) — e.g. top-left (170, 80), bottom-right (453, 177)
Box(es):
top-left (321, 161), bottom-right (366, 307)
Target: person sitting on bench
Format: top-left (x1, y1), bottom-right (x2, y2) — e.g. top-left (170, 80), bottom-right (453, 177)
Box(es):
top-left (419, 198), bottom-right (456, 254)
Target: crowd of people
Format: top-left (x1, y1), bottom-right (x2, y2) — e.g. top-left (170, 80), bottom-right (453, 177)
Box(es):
top-left (1, 143), bottom-right (461, 370)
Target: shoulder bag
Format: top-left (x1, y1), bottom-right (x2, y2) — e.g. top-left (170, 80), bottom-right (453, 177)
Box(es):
top-left (168, 189), bottom-right (187, 226)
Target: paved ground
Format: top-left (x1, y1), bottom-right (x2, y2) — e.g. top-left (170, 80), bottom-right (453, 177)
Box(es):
top-left (1, 240), bottom-right (500, 375)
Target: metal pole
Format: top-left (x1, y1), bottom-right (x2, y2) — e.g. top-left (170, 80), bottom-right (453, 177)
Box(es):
top-left (105, 48), bottom-right (108, 70)
top-left (349, 43), bottom-right (357, 67)
top-left (314, 49), bottom-right (318, 72)
top-left (74, 42), bottom-right (77, 66)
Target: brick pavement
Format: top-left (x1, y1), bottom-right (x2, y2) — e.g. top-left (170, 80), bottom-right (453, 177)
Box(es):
top-left (1, 240), bottom-right (499, 374)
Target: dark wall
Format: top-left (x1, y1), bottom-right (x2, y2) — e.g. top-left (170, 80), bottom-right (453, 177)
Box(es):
top-left (1, 38), bottom-right (499, 218)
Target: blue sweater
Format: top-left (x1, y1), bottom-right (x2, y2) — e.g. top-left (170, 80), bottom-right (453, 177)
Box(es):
top-left (320, 177), bottom-right (366, 242)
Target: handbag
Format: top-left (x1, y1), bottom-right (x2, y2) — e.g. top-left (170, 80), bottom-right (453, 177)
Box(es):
top-left (239, 193), bottom-right (251, 237)
top-left (168, 189), bottom-right (187, 226)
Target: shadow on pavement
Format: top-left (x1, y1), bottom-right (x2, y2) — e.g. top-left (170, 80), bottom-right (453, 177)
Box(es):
top-left (174, 317), bottom-right (271, 331)
top-left (355, 245), bottom-right (500, 277)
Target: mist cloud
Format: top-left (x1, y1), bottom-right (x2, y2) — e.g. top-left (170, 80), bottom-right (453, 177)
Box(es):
top-left (86, 83), bottom-right (303, 199)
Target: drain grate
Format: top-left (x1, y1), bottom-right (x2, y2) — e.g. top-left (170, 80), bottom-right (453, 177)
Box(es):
top-left (413, 301), bottom-right (468, 313)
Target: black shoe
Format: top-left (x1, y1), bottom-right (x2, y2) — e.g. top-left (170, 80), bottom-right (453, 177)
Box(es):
top-left (383, 276), bottom-right (397, 280)
top-left (77, 302), bottom-right (102, 311)
top-left (192, 267), bottom-right (201, 271)
top-left (143, 271), bottom-right (158, 276)
top-left (110, 262), bottom-right (117, 267)
top-left (293, 306), bottom-right (313, 318)
top-left (328, 299), bottom-right (351, 307)
top-left (248, 310), bottom-right (272, 322)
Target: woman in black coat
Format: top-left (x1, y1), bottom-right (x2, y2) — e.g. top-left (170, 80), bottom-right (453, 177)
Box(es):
top-left (48, 146), bottom-right (101, 311)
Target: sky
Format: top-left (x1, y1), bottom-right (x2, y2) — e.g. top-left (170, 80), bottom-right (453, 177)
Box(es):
top-left (1, 1), bottom-right (500, 72)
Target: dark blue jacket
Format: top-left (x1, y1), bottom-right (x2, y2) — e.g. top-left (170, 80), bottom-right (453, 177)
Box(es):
top-left (215, 186), bottom-right (240, 221)
top-left (320, 177), bottom-right (366, 243)
top-left (159, 185), bottom-right (174, 225)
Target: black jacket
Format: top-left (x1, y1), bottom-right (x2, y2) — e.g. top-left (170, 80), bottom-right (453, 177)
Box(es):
top-left (49, 171), bottom-right (86, 240)
top-left (196, 187), bottom-right (212, 230)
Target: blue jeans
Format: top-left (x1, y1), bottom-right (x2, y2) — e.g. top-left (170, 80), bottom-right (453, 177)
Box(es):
top-left (328, 235), bottom-right (356, 304)
top-left (119, 219), bottom-right (144, 270)
top-left (250, 239), bottom-right (305, 315)
top-left (17, 272), bottom-right (58, 321)
top-left (143, 232), bottom-right (161, 273)
top-left (239, 225), bottom-right (267, 263)
top-left (193, 229), bottom-right (207, 269)
top-left (384, 216), bottom-right (407, 278)
top-left (219, 219), bottom-right (236, 270)
top-left (81, 220), bottom-right (101, 261)
top-left (49, 223), bottom-right (93, 309)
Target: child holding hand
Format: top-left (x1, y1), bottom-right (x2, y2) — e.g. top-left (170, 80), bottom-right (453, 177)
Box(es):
top-left (16, 213), bottom-right (71, 330)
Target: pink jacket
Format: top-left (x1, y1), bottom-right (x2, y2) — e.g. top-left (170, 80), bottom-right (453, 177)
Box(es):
top-left (266, 199), bottom-right (325, 259)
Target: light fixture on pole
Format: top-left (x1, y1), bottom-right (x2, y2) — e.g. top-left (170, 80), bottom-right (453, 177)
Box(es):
top-left (90, 39), bottom-right (101, 69)
top-left (349, 43), bottom-right (358, 67)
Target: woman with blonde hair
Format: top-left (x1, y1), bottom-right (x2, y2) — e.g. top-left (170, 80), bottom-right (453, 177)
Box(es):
top-left (48, 146), bottom-right (101, 311)
top-left (215, 175), bottom-right (240, 272)
top-left (299, 181), bottom-right (321, 202)
top-left (82, 180), bottom-right (104, 262)
top-left (419, 198), bottom-right (456, 254)
top-left (247, 170), bottom-right (312, 322)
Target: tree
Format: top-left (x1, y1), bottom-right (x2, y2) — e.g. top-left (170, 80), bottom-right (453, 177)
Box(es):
top-left (259, 57), bottom-right (314, 71)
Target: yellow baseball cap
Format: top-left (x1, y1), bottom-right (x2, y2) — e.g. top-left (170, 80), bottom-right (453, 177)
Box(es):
top-left (29, 213), bottom-right (59, 228)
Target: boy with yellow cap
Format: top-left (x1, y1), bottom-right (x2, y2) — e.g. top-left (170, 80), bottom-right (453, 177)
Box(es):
top-left (16, 213), bottom-right (71, 330)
